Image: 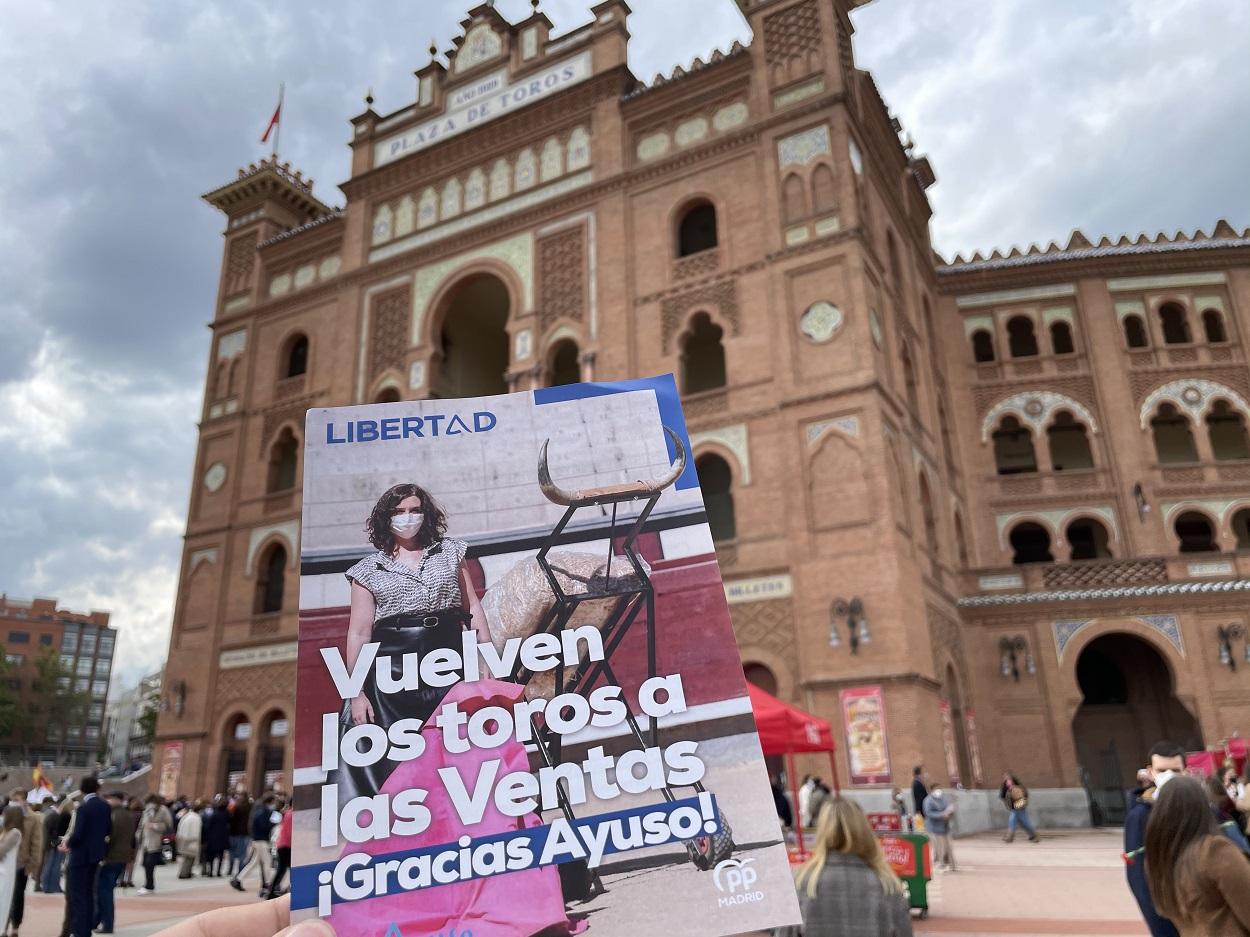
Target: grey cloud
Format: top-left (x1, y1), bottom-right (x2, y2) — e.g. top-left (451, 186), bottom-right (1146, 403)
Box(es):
top-left (0, 0), bottom-right (1246, 688)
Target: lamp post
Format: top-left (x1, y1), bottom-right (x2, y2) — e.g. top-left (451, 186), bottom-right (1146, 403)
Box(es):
top-left (998, 636), bottom-right (1034, 681)
top-left (830, 598), bottom-right (869, 653)
top-left (1217, 624), bottom-right (1248, 672)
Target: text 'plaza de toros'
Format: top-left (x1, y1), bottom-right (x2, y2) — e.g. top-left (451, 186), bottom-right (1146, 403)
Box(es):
top-left (154, 0), bottom-right (1250, 823)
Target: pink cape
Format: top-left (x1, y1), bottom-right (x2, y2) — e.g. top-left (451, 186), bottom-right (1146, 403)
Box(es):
top-left (326, 679), bottom-right (587, 937)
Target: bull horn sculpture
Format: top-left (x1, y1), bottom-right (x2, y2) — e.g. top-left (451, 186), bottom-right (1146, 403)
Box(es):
top-left (538, 426), bottom-right (687, 506)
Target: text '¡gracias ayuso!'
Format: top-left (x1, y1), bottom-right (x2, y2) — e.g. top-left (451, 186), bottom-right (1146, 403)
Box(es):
top-left (325, 412), bottom-right (496, 444)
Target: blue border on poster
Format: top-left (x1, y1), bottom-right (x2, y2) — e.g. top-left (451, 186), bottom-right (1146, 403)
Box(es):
top-left (532, 374), bottom-right (697, 490)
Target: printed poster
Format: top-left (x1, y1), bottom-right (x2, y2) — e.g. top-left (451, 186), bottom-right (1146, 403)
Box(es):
top-left (291, 376), bottom-right (800, 937)
top-left (938, 700), bottom-right (959, 786)
top-left (158, 741), bottom-right (183, 800)
top-left (840, 685), bottom-right (892, 786)
top-left (964, 708), bottom-right (984, 786)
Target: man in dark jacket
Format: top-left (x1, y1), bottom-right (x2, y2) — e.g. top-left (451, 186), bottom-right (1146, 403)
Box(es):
top-left (226, 791), bottom-right (252, 877)
top-left (911, 766), bottom-right (929, 822)
top-left (1125, 741), bottom-right (1184, 937)
top-left (230, 795), bottom-right (277, 895)
top-left (63, 777), bottom-right (112, 937)
top-left (94, 792), bottom-right (136, 935)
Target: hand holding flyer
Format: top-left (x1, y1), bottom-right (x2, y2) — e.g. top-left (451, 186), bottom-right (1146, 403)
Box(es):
top-left (290, 376), bottom-right (799, 937)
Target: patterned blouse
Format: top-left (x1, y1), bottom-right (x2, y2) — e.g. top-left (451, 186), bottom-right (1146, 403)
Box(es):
top-left (345, 538), bottom-right (467, 623)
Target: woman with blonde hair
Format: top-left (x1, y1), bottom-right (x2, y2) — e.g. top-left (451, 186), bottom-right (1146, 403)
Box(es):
top-left (794, 797), bottom-right (913, 937)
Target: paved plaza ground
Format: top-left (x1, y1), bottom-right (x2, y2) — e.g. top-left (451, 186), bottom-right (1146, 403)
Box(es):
top-left (19, 829), bottom-right (1147, 936)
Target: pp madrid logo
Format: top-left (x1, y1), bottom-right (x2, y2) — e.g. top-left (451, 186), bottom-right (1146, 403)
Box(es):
top-left (713, 857), bottom-right (764, 908)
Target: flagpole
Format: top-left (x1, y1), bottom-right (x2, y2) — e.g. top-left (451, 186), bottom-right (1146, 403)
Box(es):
top-left (272, 82), bottom-right (284, 160)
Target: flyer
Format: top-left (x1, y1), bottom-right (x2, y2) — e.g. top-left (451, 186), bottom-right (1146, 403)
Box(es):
top-left (290, 375), bottom-right (800, 937)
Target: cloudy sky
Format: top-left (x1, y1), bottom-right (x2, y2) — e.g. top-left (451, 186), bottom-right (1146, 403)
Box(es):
top-left (0, 0), bottom-right (1246, 690)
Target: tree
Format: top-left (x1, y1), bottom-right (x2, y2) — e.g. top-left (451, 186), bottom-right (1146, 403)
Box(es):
top-left (136, 684), bottom-right (161, 751)
top-left (0, 648), bottom-right (27, 748)
top-left (29, 651), bottom-right (91, 763)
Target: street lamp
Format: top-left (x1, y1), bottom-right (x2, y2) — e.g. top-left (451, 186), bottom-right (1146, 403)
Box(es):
top-left (998, 636), bottom-right (1035, 681)
top-left (1216, 624), bottom-right (1248, 672)
top-left (830, 598), bottom-right (869, 653)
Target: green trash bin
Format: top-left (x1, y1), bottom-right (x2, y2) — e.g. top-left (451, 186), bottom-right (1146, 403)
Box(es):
top-left (878, 831), bottom-right (932, 918)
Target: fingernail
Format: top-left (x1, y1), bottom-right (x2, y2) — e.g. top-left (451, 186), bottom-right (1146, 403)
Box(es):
top-left (287, 920), bottom-right (336, 937)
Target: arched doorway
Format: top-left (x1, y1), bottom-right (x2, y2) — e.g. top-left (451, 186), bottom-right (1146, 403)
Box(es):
top-left (259, 710), bottom-right (290, 793)
top-left (941, 665), bottom-right (974, 787)
top-left (433, 273), bottom-right (510, 398)
top-left (743, 662), bottom-right (783, 778)
top-left (1071, 632), bottom-right (1201, 825)
top-left (221, 714), bottom-right (251, 793)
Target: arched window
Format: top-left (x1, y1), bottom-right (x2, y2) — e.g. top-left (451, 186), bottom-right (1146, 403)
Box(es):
top-left (887, 230), bottom-right (903, 293)
top-left (1150, 403), bottom-right (1198, 464)
top-left (1009, 522), bottom-right (1053, 564)
top-left (899, 343), bottom-right (920, 416)
top-left (1122, 315), bottom-right (1149, 348)
top-left (953, 511), bottom-right (970, 567)
top-left (254, 543), bottom-right (287, 614)
top-left (918, 474), bottom-right (939, 558)
top-left (971, 329), bottom-right (996, 363)
top-left (1067, 517), bottom-right (1112, 560)
top-left (742, 662), bottom-right (778, 696)
top-left (221, 715), bottom-right (251, 792)
top-left (1207, 400), bottom-right (1250, 460)
top-left (1174, 511), bottom-right (1217, 553)
top-left (676, 201), bottom-right (718, 257)
top-left (374, 387), bottom-right (400, 404)
top-left (811, 164), bottom-right (836, 215)
top-left (266, 427), bottom-right (299, 493)
top-left (680, 313), bottom-right (726, 394)
top-left (1050, 320), bottom-right (1075, 355)
top-left (547, 340), bottom-right (581, 388)
top-left (259, 711), bottom-right (289, 790)
top-left (936, 396), bottom-right (954, 465)
top-left (696, 454), bottom-right (735, 542)
top-left (1201, 309), bottom-right (1228, 343)
top-left (1158, 302), bottom-right (1191, 344)
top-left (992, 416), bottom-right (1037, 475)
top-left (1006, 316), bottom-right (1039, 358)
top-left (283, 334), bottom-right (309, 378)
top-left (1232, 508), bottom-right (1250, 550)
top-left (782, 174), bottom-right (806, 224)
top-left (1047, 411), bottom-right (1094, 471)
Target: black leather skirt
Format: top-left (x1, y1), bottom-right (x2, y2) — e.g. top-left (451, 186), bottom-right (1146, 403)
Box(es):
top-left (331, 607), bottom-right (471, 802)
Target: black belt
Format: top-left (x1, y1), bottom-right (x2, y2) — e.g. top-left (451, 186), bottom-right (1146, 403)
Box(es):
top-left (376, 608), bottom-right (471, 630)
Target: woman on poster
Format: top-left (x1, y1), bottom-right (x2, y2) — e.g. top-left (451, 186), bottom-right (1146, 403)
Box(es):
top-left (332, 482), bottom-right (585, 937)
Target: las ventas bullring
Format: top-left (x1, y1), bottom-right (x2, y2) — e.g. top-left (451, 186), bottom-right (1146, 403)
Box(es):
top-left (155, 0), bottom-right (1250, 827)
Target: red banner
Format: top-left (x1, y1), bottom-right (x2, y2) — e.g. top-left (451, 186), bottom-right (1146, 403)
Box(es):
top-left (840, 685), bottom-right (892, 785)
top-left (868, 812), bottom-right (902, 832)
top-left (965, 708), bottom-right (984, 786)
top-left (879, 834), bottom-right (916, 877)
top-left (938, 700), bottom-right (960, 786)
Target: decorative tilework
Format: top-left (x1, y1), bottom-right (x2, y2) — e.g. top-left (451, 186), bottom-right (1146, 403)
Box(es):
top-left (637, 132), bottom-right (670, 162)
top-left (806, 415), bottom-right (859, 447)
top-left (410, 232), bottom-right (534, 343)
top-left (217, 330), bottom-right (246, 359)
top-left (691, 424), bottom-right (751, 485)
top-left (1140, 614), bottom-right (1184, 657)
top-left (981, 391), bottom-right (1099, 441)
top-left (799, 301), bottom-right (843, 343)
top-left (1053, 619), bottom-right (1093, 661)
top-left (777, 125), bottom-right (831, 169)
top-left (1139, 379), bottom-right (1250, 428)
top-left (712, 102), bottom-right (749, 132)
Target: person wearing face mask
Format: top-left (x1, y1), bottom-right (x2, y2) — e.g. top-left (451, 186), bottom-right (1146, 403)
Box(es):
top-left (325, 483), bottom-right (584, 937)
top-left (921, 784), bottom-right (956, 872)
top-left (334, 482), bottom-right (491, 802)
top-left (1125, 741), bottom-right (1185, 937)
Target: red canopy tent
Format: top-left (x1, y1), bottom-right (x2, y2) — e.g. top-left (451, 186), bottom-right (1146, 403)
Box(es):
top-left (747, 684), bottom-right (839, 859)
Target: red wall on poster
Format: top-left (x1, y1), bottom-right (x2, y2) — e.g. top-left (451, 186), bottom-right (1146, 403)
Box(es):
top-left (840, 685), bottom-right (892, 786)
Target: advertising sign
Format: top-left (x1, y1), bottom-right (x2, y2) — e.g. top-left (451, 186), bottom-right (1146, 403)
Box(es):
top-left (938, 700), bottom-right (960, 787)
top-left (290, 376), bottom-right (800, 936)
top-left (964, 708), bottom-right (984, 786)
top-left (840, 685), bottom-right (892, 786)
top-left (158, 741), bottom-right (183, 800)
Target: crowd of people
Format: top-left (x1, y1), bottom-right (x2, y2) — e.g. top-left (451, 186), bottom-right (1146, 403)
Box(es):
top-left (0, 775), bottom-right (293, 937)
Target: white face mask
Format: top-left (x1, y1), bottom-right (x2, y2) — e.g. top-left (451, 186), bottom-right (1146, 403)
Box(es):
top-left (390, 513), bottom-right (424, 538)
top-left (1154, 769), bottom-right (1177, 791)
top-left (931, 788), bottom-right (942, 799)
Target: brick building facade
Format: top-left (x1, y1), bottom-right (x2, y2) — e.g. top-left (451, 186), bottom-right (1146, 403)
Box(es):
top-left (154, 0), bottom-right (1250, 815)
top-left (0, 595), bottom-right (116, 765)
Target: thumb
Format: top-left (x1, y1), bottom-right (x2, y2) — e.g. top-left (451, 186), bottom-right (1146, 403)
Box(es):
top-left (273, 919), bottom-right (337, 937)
